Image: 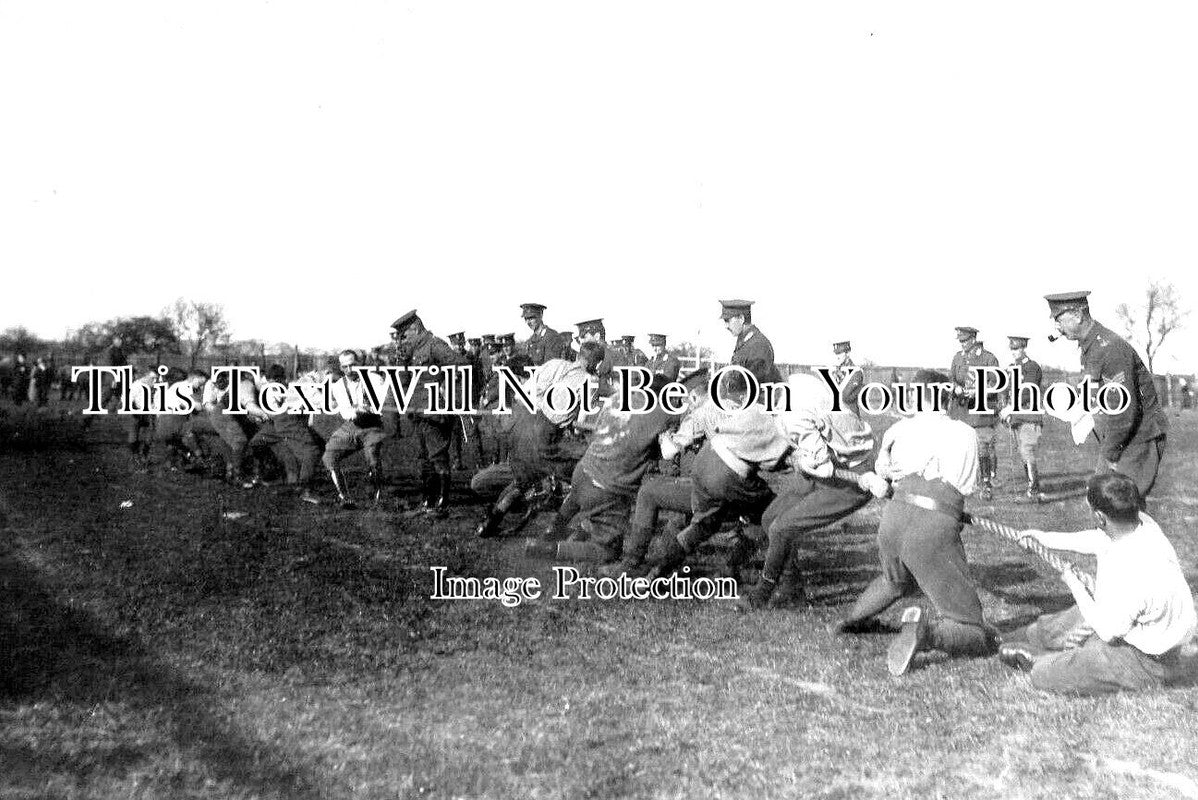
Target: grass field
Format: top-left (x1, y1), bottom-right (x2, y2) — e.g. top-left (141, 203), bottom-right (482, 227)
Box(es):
top-left (2, 403), bottom-right (1198, 799)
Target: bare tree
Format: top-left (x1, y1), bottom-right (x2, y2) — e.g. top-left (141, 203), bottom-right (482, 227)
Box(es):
top-left (0, 326), bottom-right (46, 355)
top-left (1114, 280), bottom-right (1188, 373)
top-left (164, 299), bottom-right (230, 369)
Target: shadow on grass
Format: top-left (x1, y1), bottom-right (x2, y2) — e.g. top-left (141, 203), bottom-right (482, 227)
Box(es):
top-left (0, 543), bottom-right (322, 799)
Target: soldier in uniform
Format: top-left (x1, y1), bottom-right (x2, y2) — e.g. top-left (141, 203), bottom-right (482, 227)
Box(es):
top-left (10, 354), bottom-right (30, 406)
top-left (620, 335), bottom-right (648, 367)
top-left (520, 303), bottom-right (566, 366)
top-left (1000, 335), bottom-right (1045, 500)
top-left (720, 299), bottom-right (783, 387)
top-left (558, 331), bottom-right (577, 361)
top-left (392, 310), bottom-right (466, 515)
top-left (1046, 291), bottom-right (1168, 501)
top-left (577, 318), bottom-right (624, 396)
top-left (830, 340), bottom-right (865, 415)
top-left (949, 326), bottom-right (1001, 501)
top-left (646, 333), bottom-right (681, 381)
top-left (461, 337), bottom-right (487, 466)
top-left (447, 332), bottom-right (471, 470)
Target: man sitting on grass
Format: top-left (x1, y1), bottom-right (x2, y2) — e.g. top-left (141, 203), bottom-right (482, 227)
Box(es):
top-left (1000, 472), bottom-right (1197, 695)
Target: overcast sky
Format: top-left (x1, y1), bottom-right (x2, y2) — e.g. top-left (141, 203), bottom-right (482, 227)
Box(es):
top-left (2, 2), bottom-right (1196, 372)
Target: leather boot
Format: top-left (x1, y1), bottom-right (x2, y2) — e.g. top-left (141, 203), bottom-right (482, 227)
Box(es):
top-left (648, 536), bottom-right (689, 579)
top-left (367, 468), bottom-right (384, 504)
top-left (428, 472), bottom-right (451, 517)
top-left (1026, 462), bottom-right (1040, 497)
top-left (328, 468), bottom-right (356, 509)
top-left (597, 523), bottom-right (653, 578)
top-left (735, 576), bottom-right (776, 612)
top-left (768, 563), bottom-right (809, 609)
top-left (476, 506), bottom-right (505, 538)
top-left (419, 474), bottom-right (436, 510)
top-left (717, 533), bottom-right (754, 583)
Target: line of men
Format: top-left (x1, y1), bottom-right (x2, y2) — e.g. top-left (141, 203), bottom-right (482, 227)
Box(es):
top-left (101, 288), bottom-right (1190, 688)
top-left (464, 291), bottom-right (1184, 687)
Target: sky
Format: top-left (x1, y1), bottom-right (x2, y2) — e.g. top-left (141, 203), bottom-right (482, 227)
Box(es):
top-left (2, 2), bottom-right (1196, 372)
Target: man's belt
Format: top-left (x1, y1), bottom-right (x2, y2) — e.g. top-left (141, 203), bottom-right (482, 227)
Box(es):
top-left (892, 490), bottom-right (962, 521)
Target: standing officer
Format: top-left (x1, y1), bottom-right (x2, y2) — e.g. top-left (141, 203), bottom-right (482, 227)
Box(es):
top-left (447, 332), bottom-right (471, 470)
top-left (620, 335), bottom-right (648, 366)
top-left (830, 340), bottom-right (866, 415)
top-left (949, 326), bottom-right (1001, 501)
top-left (520, 303), bottom-right (565, 366)
top-left (576, 318), bottom-right (625, 395)
top-left (720, 299), bottom-right (783, 387)
top-left (1045, 291), bottom-right (1168, 500)
top-left (646, 333), bottom-right (681, 381)
top-left (1000, 335), bottom-right (1044, 500)
top-left (392, 310), bottom-right (466, 516)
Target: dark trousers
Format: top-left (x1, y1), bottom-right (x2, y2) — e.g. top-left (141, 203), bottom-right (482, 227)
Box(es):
top-left (209, 411), bottom-right (258, 472)
top-left (323, 419), bottom-right (390, 471)
top-left (676, 444), bottom-right (773, 552)
top-left (1021, 606), bottom-right (1194, 695)
top-left (413, 415), bottom-right (455, 477)
top-left (1112, 435), bottom-right (1166, 501)
top-left (850, 476), bottom-right (993, 656)
top-left (252, 415), bottom-right (322, 486)
top-left (759, 474), bottom-right (871, 582)
top-left (621, 476), bottom-right (693, 561)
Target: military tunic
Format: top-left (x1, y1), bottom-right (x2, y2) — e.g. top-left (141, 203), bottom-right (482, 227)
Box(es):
top-left (403, 330), bottom-right (466, 477)
top-left (949, 343), bottom-right (1001, 428)
top-left (1078, 322), bottom-right (1167, 497)
top-left (730, 325), bottom-right (783, 386)
top-left (647, 352), bottom-right (681, 381)
top-left (523, 325), bottom-right (566, 366)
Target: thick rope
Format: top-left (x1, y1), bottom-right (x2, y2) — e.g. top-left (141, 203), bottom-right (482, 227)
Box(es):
top-left (829, 467), bottom-right (1096, 592)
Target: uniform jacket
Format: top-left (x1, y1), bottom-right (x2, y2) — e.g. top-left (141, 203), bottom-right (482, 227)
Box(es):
top-left (731, 325), bottom-right (783, 385)
top-left (402, 330), bottom-right (465, 414)
top-left (523, 325), bottom-right (565, 366)
top-left (1078, 322), bottom-right (1167, 462)
top-left (647, 352), bottom-right (682, 381)
top-left (1005, 355), bottom-right (1044, 426)
top-left (950, 343), bottom-right (1001, 428)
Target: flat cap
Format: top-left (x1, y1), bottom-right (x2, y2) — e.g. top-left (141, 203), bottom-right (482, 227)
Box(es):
top-left (719, 299), bottom-right (754, 320)
top-left (520, 303), bottom-right (547, 317)
top-left (832, 340), bottom-right (852, 354)
top-left (1045, 290), bottom-right (1091, 318)
top-left (391, 310), bottom-right (419, 331)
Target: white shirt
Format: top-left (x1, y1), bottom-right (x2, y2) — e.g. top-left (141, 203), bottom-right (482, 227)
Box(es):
top-left (1045, 514), bottom-right (1197, 654)
top-left (330, 374), bottom-right (378, 421)
top-left (522, 359), bottom-right (594, 427)
top-left (874, 412), bottom-right (978, 496)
